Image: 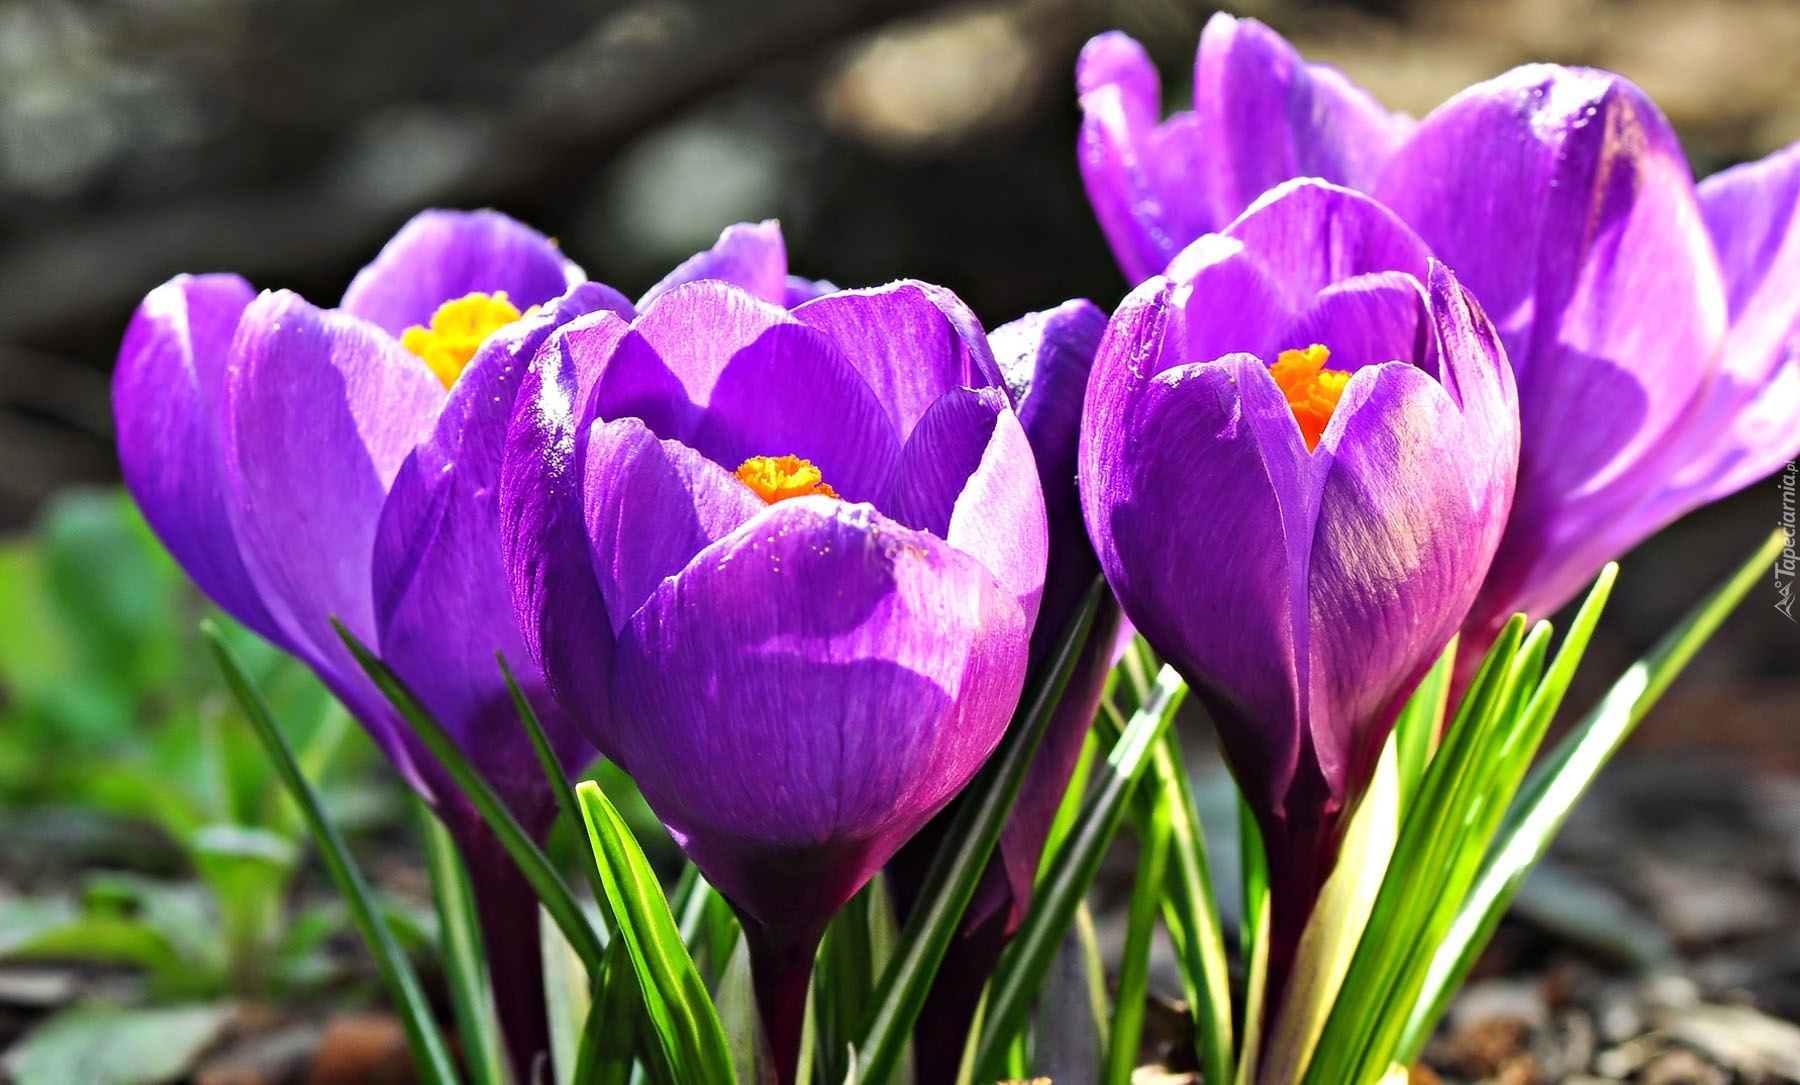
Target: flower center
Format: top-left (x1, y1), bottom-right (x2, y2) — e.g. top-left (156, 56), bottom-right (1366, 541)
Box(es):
top-left (1270, 344), bottom-right (1349, 453)
top-left (401, 291), bottom-right (526, 389)
top-left (735, 455), bottom-right (838, 504)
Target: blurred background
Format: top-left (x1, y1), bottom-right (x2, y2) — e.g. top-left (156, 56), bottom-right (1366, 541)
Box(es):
top-left (0, 0), bottom-right (1797, 1081)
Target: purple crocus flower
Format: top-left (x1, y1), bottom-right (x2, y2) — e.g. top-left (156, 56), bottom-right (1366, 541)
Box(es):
top-left (115, 208), bottom-right (614, 1075)
top-left (500, 275), bottom-right (1045, 1084)
top-left (1079, 21), bottom-right (1800, 672)
top-left (1375, 66), bottom-right (1800, 666)
top-left (887, 299), bottom-right (1125, 1079)
top-left (1077, 180), bottom-right (1520, 1003)
top-left (1077, 14), bottom-right (1415, 285)
top-left (112, 210), bottom-right (808, 1077)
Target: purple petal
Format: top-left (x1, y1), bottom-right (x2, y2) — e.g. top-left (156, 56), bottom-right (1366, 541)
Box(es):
top-left (687, 324), bottom-right (903, 503)
top-left (500, 311), bottom-right (635, 756)
top-left (1077, 31), bottom-right (1206, 284)
top-left (793, 281), bottom-right (1006, 439)
top-left (610, 499), bottom-right (1030, 933)
top-left (370, 286), bottom-right (625, 804)
top-left (883, 386), bottom-right (1048, 622)
top-left (590, 282), bottom-right (790, 441)
top-left (1427, 260), bottom-right (1521, 464)
top-left (581, 417), bottom-right (764, 634)
top-left (1193, 14), bottom-right (1415, 228)
top-left (1700, 141), bottom-right (1800, 369)
top-left (1079, 282), bottom-right (1305, 816)
top-left (598, 283), bottom-right (903, 501)
top-left (990, 299), bottom-right (1110, 647)
top-left (1378, 66), bottom-right (1726, 622)
top-left (1659, 355), bottom-right (1800, 507)
top-left (1575, 353), bottom-right (1800, 595)
top-left (884, 387), bottom-right (1009, 538)
top-left (638, 219), bottom-right (791, 310)
top-left (220, 291), bottom-right (446, 788)
top-left (784, 275), bottom-right (837, 307)
top-left (1277, 271), bottom-right (1436, 376)
top-left (223, 291), bottom-right (443, 652)
top-left (340, 209), bottom-right (582, 338)
top-left (1164, 235), bottom-right (1297, 368)
top-left (945, 406), bottom-right (1046, 626)
top-left (1306, 358), bottom-right (1508, 796)
top-left (1652, 143), bottom-right (1800, 503)
top-left (1222, 179), bottom-right (1433, 303)
top-left (114, 274), bottom-right (288, 644)
top-left (372, 448), bottom-right (594, 815)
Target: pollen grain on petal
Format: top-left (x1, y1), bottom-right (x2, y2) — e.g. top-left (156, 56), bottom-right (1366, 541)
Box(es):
top-left (1270, 343), bottom-right (1350, 452)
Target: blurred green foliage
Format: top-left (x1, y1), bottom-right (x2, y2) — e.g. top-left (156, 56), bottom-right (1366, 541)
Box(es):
top-left (0, 487), bottom-right (409, 1002)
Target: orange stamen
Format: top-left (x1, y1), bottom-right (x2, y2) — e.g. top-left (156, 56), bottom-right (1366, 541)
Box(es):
top-left (1269, 344), bottom-right (1349, 452)
top-left (735, 455), bottom-right (838, 504)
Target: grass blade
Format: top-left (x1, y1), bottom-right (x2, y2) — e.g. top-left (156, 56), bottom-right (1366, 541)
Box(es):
top-left (1233, 797), bottom-right (1269, 1085)
top-left (418, 798), bottom-right (506, 1085)
top-left (1151, 725), bottom-right (1234, 1085)
top-left (1393, 643), bottom-right (1454, 806)
top-left (848, 580), bottom-right (1107, 1085)
top-left (333, 620), bottom-right (607, 976)
top-left (576, 781), bottom-right (735, 1084)
top-left (502, 654), bottom-right (610, 919)
top-left (1399, 530), bottom-right (1785, 1057)
top-left (973, 664), bottom-right (1188, 1078)
top-left (1104, 785), bottom-right (1171, 1085)
top-left (202, 621), bottom-right (459, 1085)
top-left (1260, 735), bottom-right (1402, 1085)
top-left (1301, 614), bottom-right (1530, 1085)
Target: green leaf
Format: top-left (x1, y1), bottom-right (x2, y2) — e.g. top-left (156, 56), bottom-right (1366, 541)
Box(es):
top-left (1310, 561), bottom-right (1625, 1085)
top-left (1233, 796), bottom-right (1269, 1085)
top-left (503, 654), bottom-right (611, 920)
top-left (716, 935), bottom-right (764, 1085)
top-left (848, 579), bottom-right (1107, 1085)
top-left (576, 780), bottom-right (735, 1084)
top-left (1260, 734), bottom-right (1402, 1085)
top-left (202, 621), bottom-right (460, 1085)
top-left (1149, 725), bottom-right (1234, 1085)
top-left (974, 664), bottom-right (1188, 1078)
top-left (0, 897), bottom-right (192, 982)
top-left (2, 1002), bottom-right (233, 1085)
top-left (1301, 614), bottom-right (1532, 1085)
top-left (1104, 783), bottom-right (1171, 1085)
top-left (814, 882), bottom-right (878, 1084)
top-left (39, 489), bottom-right (184, 700)
top-left (1398, 529), bottom-right (1787, 1059)
top-left (1393, 642), bottom-right (1454, 806)
top-left (571, 939), bottom-right (646, 1085)
top-left (333, 619), bottom-right (607, 977)
top-left (0, 538), bottom-right (78, 710)
top-left (189, 823), bottom-right (298, 996)
top-left (1037, 728), bottom-right (1097, 881)
top-left (419, 799), bottom-right (507, 1085)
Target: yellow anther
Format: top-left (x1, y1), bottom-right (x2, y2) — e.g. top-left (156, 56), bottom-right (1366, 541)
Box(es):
top-left (401, 291), bottom-right (526, 389)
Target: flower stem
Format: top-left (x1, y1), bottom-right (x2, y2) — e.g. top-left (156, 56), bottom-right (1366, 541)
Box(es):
top-left (743, 916), bottom-right (824, 1085)
top-left (459, 818), bottom-right (551, 1085)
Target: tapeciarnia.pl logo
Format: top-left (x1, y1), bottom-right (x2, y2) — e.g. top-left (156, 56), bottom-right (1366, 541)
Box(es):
top-left (1779, 460), bottom-right (1797, 621)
